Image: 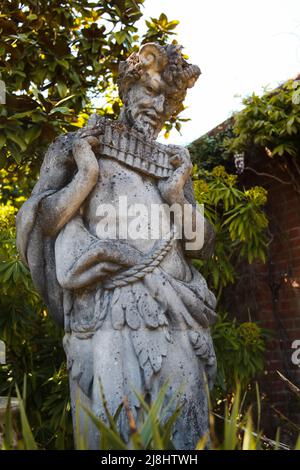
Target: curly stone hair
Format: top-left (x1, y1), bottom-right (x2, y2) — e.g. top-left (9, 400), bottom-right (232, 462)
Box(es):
top-left (117, 43), bottom-right (201, 116)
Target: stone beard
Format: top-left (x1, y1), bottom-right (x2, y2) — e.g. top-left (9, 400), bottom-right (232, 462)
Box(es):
top-left (16, 43), bottom-right (217, 449)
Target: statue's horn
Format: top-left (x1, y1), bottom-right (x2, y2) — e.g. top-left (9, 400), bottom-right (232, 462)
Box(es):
top-left (139, 43), bottom-right (168, 72)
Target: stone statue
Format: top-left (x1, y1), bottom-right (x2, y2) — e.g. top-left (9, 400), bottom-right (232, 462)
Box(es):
top-left (16, 43), bottom-right (217, 449)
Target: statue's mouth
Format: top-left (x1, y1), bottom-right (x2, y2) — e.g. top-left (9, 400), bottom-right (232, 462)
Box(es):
top-left (143, 110), bottom-right (161, 125)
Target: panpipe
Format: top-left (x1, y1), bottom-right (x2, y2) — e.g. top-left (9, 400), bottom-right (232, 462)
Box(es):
top-left (93, 119), bottom-right (175, 179)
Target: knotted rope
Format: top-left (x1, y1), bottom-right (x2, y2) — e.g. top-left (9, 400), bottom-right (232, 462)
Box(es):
top-left (102, 229), bottom-right (176, 290)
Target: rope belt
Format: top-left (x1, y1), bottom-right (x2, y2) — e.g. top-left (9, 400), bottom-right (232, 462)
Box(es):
top-left (102, 229), bottom-right (176, 290)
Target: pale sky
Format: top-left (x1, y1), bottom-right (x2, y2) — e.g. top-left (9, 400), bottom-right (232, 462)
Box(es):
top-left (139, 0), bottom-right (300, 144)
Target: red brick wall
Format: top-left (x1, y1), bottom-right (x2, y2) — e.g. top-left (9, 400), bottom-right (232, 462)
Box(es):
top-left (226, 154), bottom-right (300, 433)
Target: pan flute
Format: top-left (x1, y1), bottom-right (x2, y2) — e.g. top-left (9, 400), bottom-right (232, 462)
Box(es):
top-left (91, 118), bottom-right (175, 179)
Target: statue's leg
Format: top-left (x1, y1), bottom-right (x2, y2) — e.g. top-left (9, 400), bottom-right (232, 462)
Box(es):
top-left (151, 329), bottom-right (210, 450)
top-left (69, 375), bottom-right (97, 449)
top-left (65, 333), bottom-right (99, 449)
top-left (67, 326), bottom-right (143, 449)
top-left (92, 327), bottom-right (143, 447)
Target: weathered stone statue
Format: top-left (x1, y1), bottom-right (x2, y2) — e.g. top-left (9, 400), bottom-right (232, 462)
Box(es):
top-left (16, 43), bottom-right (217, 449)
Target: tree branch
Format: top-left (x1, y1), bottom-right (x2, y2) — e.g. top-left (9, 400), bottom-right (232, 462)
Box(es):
top-left (245, 166), bottom-right (291, 185)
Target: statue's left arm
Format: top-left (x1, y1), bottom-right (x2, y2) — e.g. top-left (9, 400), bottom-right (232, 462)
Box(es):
top-left (158, 145), bottom-right (215, 259)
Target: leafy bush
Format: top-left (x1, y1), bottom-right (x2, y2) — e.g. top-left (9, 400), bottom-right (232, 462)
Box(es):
top-left (188, 77), bottom-right (300, 412)
top-left (190, 164), bottom-right (270, 405)
top-left (227, 79), bottom-right (300, 158)
top-left (0, 167), bottom-right (73, 449)
top-left (193, 165), bottom-right (268, 300)
top-left (212, 314), bottom-right (268, 397)
top-left (190, 77), bottom-right (300, 169)
top-left (188, 121), bottom-right (235, 171)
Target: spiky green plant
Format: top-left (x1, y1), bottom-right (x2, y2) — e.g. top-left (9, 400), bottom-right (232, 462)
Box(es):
top-left (1, 380), bottom-right (299, 451)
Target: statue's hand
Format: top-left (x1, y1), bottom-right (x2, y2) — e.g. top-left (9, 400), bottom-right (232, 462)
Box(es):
top-left (72, 131), bottom-right (100, 184)
top-left (158, 146), bottom-right (193, 204)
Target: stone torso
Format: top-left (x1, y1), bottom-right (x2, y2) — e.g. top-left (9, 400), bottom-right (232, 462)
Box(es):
top-left (82, 156), bottom-right (192, 282)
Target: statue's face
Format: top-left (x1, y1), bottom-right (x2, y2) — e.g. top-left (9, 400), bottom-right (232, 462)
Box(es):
top-left (124, 77), bottom-right (170, 139)
top-left (119, 44), bottom-right (199, 138)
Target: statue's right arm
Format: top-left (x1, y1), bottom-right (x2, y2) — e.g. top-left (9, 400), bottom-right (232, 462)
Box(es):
top-left (37, 136), bottom-right (99, 238)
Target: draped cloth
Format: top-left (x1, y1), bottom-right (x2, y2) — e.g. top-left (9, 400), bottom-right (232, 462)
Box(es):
top-left (16, 190), bottom-right (64, 326)
top-left (16, 131), bottom-right (77, 326)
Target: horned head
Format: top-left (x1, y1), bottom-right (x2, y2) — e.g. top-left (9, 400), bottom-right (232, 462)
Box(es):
top-left (117, 43), bottom-right (201, 117)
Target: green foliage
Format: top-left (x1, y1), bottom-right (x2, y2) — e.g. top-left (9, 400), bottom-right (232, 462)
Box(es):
top-left (227, 79), bottom-right (300, 158)
top-left (78, 381), bottom-right (182, 450)
top-left (212, 314), bottom-right (267, 396)
top-left (2, 390), bottom-right (37, 450)
top-left (2, 381), bottom-right (299, 450)
top-left (193, 165), bottom-right (268, 298)
top-left (144, 13), bottom-right (179, 45)
top-left (15, 381), bottom-right (38, 450)
top-left (191, 164), bottom-right (269, 398)
top-left (0, 126), bottom-right (73, 451)
top-left (189, 78), bottom-right (300, 196)
top-left (188, 121), bottom-right (234, 170)
top-left (189, 160), bottom-right (269, 401)
top-left (188, 79), bottom-right (300, 406)
top-left (0, 0), bottom-right (180, 171)
top-left (0, 242), bottom-right (72, 449)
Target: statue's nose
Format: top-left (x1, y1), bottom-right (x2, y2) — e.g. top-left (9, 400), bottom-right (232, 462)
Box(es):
top-left (153, 95), bottom-right (165, 114)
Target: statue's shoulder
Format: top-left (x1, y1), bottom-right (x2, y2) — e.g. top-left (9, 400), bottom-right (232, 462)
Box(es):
top-left (86, 113), bottom-right (106, 128)
top-left (49, 114), bottom-right (107, 159)
top-left (32, 131), bottom-right (77, 195)
top-left (44, 114), bottom-right (103, 163)
top-left (43, 131), bottom-right (76, 169)
top-left (35, 116), bottom-right (107, 193)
